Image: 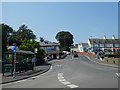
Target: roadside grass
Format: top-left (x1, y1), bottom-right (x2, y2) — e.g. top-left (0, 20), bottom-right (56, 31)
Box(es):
top-left (103, 57), bottom-right (119, 65)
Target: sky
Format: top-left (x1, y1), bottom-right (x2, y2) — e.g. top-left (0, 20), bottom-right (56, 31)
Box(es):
top-left (2, 2), bottom-right (118, 44)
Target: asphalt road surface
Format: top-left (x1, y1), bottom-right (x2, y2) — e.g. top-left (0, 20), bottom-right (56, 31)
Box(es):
top-left (2, 55), bottom-right (119, 88)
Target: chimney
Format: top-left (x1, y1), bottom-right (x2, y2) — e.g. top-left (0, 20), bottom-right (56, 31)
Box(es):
top-left (112, 35), bottom-right (115, 39)
top-left (103, 35), bottom-right (106, 39)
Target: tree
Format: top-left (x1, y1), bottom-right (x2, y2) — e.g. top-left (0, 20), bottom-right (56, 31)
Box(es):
top-left (36, 48), bottom-right (45, 65)
top-left (0, 24), bottom-right (13, 58)
top-left (55, 31), bottom-right (74, 51)
top-left (40, 37), bottom-right (44, 42)
top-left (17, 24), bottom-right (36, 41)
top-left (9, 24), bottom-right (36, 46)
top-left (8, 31), bottom-right (22, 46)
top-left (19, 39), bottom-right (39, 52)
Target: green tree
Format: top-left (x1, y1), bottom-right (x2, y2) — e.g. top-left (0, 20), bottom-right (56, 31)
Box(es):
top-left (40, 37), bottom-right (44, 42)
top-left (9, 24), bottom-right (36, 46)
top-left (8, 31), bottom-right (22, 46)
top-left (55, 31), bottom-right (74, 51)
top-left (19, 39), bottom-right (39, 52)
top-left (18, 24), bottom-right (36, 41)
top-left (35, 48), bottom-right (45, 65)
top-left (0, 24), bottom-right (13, 58)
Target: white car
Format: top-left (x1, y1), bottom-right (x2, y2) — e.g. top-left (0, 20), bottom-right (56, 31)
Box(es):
top-left (62, 51), bottom-right (70, 55)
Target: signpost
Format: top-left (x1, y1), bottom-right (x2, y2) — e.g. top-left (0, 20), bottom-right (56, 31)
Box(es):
top-left (33, 48), bottom-right (37, 70)
top-left (12, 44), bottom-right (16, 78)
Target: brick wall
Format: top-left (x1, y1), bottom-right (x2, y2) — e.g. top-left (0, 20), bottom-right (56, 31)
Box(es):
top-left (79, 52), bottom-right (96, 58)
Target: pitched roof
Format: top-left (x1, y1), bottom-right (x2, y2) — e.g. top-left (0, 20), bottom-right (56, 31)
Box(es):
top-left (6, 49), bottom-right (34, 55)
top-left (81, 43), bottom-right (89, 47)
top-left (40, 41), bottom-right (59, 47)
top-left (89, 39), bottom-right (120, 44)
top-left (70, 46), bottom-right (78, 48)
top-left (16, 50), bottom-right (34, 54)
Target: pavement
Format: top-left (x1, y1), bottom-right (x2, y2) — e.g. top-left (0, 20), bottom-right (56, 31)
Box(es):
top-left (1, 63), bottom-right (51, 84)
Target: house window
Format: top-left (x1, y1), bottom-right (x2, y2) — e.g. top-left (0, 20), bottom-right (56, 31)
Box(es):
top-left (106, 44), bottom-right (113, 48)
top-left (115, 44), bottom-right (119, 48)
top-left (94, 44), bottom-right (98, 47)
top-left (100, 44), bottom-right (104, 47)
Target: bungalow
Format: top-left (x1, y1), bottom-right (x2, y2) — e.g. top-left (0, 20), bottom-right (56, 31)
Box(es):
top-left (70, 44), bottom-right (79, 53)
top-left (39, 40), bottom-right (60, 59)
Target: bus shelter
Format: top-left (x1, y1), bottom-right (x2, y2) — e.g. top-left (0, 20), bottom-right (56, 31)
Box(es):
top-left (2, 49), bottom-right (35, 76)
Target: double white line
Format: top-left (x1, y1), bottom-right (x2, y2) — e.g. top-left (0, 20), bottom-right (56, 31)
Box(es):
top-left (58, 73), bottom-right (79, 88)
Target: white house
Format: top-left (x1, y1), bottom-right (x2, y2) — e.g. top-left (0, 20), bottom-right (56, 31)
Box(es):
top-left (87, 35), bottom-right (120, 54)
top-left (78, 43), bottom-right (89, 52)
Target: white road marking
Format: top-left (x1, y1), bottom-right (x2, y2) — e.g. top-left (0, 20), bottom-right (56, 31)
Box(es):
top-left (61, 81), bottom-right (71, 85)
top-left (58, 73), bottom-right (63, 77)
top-left (67, 84), bottom-right (79, 88)
top-left (59, 79), bottom-right (67, 82)
top-left (2, 65), bottom-right (53, 86)
top-left (58, 76), bottom-right (64, 79)
top-left (116, 73), bottom-right (120, 76)
top-left (58, 73), bottom-right (79, 88)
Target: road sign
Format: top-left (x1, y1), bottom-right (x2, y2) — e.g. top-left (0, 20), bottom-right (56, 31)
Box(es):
top-left (13, 45), bottom-right (17, 53)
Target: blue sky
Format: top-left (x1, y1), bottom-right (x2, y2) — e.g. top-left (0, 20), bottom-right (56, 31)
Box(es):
top-left (2, 2), bottom-right (118, 44)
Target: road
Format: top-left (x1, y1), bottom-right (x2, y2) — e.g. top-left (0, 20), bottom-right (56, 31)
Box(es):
top-left (2, 55), bottom-right (119, 88)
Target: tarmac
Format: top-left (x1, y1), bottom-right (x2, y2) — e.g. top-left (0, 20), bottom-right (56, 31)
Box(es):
top-left (1, 63), bottom-right (51, 84)
top-left (1, 55), bottom-right (119, 85)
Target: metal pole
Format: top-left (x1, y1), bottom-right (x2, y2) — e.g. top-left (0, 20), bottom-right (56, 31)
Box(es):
top-left (64, 36), bottom-right (65, 51)
top-left (13, 52), bottom-right (16, 78)
top-left (13, 44), bottom-right (16, 78)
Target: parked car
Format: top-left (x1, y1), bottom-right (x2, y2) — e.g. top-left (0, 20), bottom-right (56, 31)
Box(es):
top-left (62, 51), bottom-right (70, 55)
top-left (74, 54), bottom-right (78, 57)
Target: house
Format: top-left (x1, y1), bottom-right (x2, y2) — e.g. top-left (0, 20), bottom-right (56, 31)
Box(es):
top-left (88, 35), bottom-right (120, 54)
top-left (70, 44), bottom-right (79, 53)
top-left (39, 40), bottom-right (60, 59)
top-left (78, 43), bottom-right (89, 52)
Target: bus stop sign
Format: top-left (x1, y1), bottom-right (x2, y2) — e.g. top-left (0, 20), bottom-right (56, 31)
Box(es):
top-left (12, 45), bottom-right (17, 53)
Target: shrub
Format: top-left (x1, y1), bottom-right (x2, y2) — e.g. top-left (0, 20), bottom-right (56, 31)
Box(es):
top-left (116, 51), bottom-right (120, 58)
top-left (105, 54), bottom-right (115, 58)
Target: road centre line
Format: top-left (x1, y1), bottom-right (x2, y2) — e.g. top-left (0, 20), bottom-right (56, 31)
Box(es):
top-left (59, 79), bottom-right (67, 82)
top-left (58, 76), bottom-right (64, 79)
top-left (61, 81), bottom-right (71, 85)
top-left (58, 73), bottom-right (79, 88)
top-left (116, 73), bottom-right (120, 76)
top-left (67, 84), bottom-right (79, 88)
